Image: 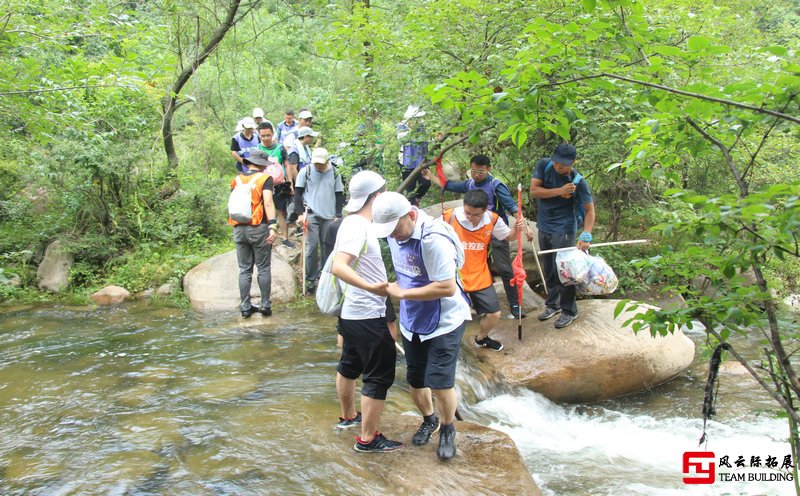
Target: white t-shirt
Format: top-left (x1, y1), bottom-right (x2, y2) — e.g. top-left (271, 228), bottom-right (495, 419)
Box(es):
top-left (336, 214), bottom-right (387, 320)
top-left (396, 209), bottom-right (472, 342)
top-left (451, 207), bottom-right (512, 239)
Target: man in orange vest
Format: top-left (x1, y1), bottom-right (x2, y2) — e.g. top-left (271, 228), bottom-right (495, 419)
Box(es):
top-left (228, 149), bottom-right (278, 317)
top-left (442, 189), bottom-right (525, 351)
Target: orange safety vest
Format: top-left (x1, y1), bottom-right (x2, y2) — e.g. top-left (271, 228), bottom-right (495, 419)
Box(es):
top-left (443, 208), bottom-right (497, 292)
top-left (227, 172), bottom-right (272, 226)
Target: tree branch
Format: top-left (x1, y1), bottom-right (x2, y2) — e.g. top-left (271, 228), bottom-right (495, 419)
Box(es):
top-left (0, 84), bottom-right (124, 96)
top-left (742, 93), bottom-right (797, 179)
top-left (685, 117), bottom-right (748, 197)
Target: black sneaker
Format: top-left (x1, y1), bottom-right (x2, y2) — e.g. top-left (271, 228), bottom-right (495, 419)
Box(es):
top-left (437, 423), bottom-right (457, 460)
top-left (241, 306), bottom-right (257, 318)
top-left (537, 306), bottom-right (561, 321)
top-left (474, 335), bottom-right (504, 351)
top-left (510, 305), bottom-right (527, 319)
top-left (554, 312), bottom-right (578, 329)
top-left (335, 412), bottom-right (362, 430)
top-left (260, 306), bottom-right (272, 317)
top-left (281, 239), bottom-right (296, 249)
top-left (411, 415), bottom-right (440, 446)
top-left (353, 432), bottom-right (404, 453)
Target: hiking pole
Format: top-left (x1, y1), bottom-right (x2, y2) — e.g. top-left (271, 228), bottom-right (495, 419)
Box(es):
top-left (301, 207), bottom-right (309, 296)
top-left (537, 239), bottom-right (649, 255)
top-left (515, 185), bottom-right (526, 341)
top-left (394, 338), bottom-right (463, 421)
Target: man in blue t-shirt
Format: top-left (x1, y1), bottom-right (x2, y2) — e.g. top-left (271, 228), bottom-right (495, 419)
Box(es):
top-left (529, 143), bottom-right (596, 329)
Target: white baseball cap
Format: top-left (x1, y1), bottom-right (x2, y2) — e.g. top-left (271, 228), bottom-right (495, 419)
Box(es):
top-left (241, 117), bottom-right (256, 129)
top-left (372, 192), bottom-right (412, 238)
top-left (311, 147), bottom-right (329, 164)
top-left (345, 171), bottom-right (386, 213)
top-left (298, 110), bottom-right (313, 119)
top-left (296, 126), bottom-right (319, 138)
top-left (252, 107), bottom-right (265, 118)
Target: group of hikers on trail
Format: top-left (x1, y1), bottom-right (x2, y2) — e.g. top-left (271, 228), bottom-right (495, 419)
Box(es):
top-left (226, 106), bottom-right (596, 457)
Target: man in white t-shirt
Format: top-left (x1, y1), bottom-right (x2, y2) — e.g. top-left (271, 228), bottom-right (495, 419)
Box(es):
top-left (372, 192), bottom-right (472, 461)
top-left (331, 171), bottom-right (403, 453)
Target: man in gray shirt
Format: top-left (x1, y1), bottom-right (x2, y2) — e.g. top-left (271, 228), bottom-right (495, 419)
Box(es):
top-left (294, 148), bottom-right (344, 293)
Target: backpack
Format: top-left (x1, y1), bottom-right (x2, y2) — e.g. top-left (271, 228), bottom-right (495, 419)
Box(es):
top-left (545, 160), bottom-right (586, 227)
top-left (264, 157), bottom-right (286, 185)
top-left (316, 240), bottom-right (368, 316)
top-left (228, 173), bottom-right (263, 224)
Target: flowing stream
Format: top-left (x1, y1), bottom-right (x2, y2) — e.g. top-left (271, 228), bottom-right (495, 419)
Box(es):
top-left (0, 303), bottom-right (792, 495)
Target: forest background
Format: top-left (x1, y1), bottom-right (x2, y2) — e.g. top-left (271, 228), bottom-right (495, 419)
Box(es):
top-left (1, 0), bottom-right (800, 473)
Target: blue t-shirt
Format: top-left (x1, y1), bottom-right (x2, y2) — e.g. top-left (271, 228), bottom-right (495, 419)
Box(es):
top-left (532, 158), bottom-right (592, 235)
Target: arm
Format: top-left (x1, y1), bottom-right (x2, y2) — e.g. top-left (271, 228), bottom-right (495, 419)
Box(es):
top-left (230, 138), bottom-right (244, 164)
top-left (386, 278), bottom-right (457, 300)
top-left (293, 187), bottom-right (305, 223)
top-left (332, 252), bottom-right (388, 296)
top-left (335, 192), bottom-right (345, 217)
top-left (420, 167), bottom-right (442, 189)
top-left (529, 177), bottom-right (576, 199)
top-left (577, 201), bottom-right (596, 251)
top-left (494, 182), bottom-right (518, 215)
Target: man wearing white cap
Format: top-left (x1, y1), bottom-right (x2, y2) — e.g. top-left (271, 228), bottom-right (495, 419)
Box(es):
top-left (329, 171), bottom-right (403, 452)
top-left (294, 147), bottom-right (344, 293)
top-left (372, 192), bottom-right (472, 460)
top-left (230, 117), bottom-right (260, 173)
top-left (252, 107), bottom-right (267, 125)
top-left (286, 126), bottom-right (319, 179)
top-left (297, 109), bottom-right (313, 128)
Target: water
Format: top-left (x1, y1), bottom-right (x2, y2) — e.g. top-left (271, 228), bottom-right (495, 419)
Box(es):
top-left (0, 304), bottom-right (793, 495)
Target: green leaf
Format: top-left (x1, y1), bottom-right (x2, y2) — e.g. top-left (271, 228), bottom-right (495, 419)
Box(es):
top-left (614, 299), bottom-right (630, 319)
top-left (764, 45), bottom-right (788, 56)
top-left (582, 0), bottom-right (596, 12)
top-left (687, 36), bottom-right (710, 51)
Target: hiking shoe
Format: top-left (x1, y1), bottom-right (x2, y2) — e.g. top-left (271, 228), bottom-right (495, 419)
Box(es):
top-left (241, 306), bottom-right (257, 318)
top-left (411, 415), bottom-right (440, 446)
top-left (554, 312), bottom-right (578, 329)
top-left (510, 305), bottom-right (526, 319)
top-left (335, 412), bottom-right (362, 430)
top-left (260, 306), bottom-right (272, 317)
top-left (437, 423), bottom-right (457, 460)
top-left (475, 335), bottom-right (504, 352)
top-left (281, 239), bottom-right (296, 249)
top-left (537, 307), bottom-right (561, 321)
top-left (353, 432), bottom-right (404, 453)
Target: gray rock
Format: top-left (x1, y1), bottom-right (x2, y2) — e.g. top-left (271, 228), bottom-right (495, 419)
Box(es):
top-left (90, 285), bottom-right (131, 305)
top-left (155, 283), bottom-right (176, 297)
top-left (36, 240), bottom-right (73, 292)
top-left (183, 250), bottom-right (296, 312)
top-left (468, 299), bottom-right (695, 403)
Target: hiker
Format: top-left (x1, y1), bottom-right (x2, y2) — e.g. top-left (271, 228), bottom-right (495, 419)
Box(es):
top-left (329, 171), bottom-right (403, 452)
top-left (294, 147), bottom-right (344, 294)
top-left (257, 122), bottom-right (294, 248)
top-left (423, 154), bottom-right (530, 319)
top-left (277, 109), bottom-right (298, 145)
top-left (228, 149), bottom-right (278, 317)
top-left (234, 108), bottom-right (269, 133)
top-left (287, 126), bottom-right (318, 176)
top-left (397, 105), bottom-right (431, 206)
top-left (372, 192), bottom-right (472, 461)
top-left (442, 189), bottom-right (524, 352)
top-left (529, 143), bottom-right (596, 329)
top-left (230, 117), bottom-right (260, 173)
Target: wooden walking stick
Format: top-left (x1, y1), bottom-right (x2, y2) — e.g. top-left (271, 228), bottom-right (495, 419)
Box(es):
top-left (301, 207), bottom-right (309, 296)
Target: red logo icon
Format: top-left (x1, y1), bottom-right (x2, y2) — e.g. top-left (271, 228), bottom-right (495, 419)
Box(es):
top-left (683, 451), bottom-right (716, 484)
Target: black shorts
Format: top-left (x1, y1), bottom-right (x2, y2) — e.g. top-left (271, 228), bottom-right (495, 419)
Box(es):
top-left (402, 321), bottom-right (466, 390)
top-left (467, 286), bottom-right (501, 315)
top-left (273, 183), bottom-right (292, 213)
top-left (337, 317), bottom-right (397, 400)
top-left (385, 298), bottom-right (397, 323)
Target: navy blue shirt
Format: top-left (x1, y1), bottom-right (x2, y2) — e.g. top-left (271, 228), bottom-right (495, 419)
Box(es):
top-left (532, 158), bottom-right (592, 235)
top-left (444, 175), bottom-right (517, 223)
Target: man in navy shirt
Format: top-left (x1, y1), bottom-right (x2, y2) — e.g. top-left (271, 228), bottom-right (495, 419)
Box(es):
top-left (424, 154), bottom-right (529, 319)
top-left (529, 143), bottom-right (596, 328)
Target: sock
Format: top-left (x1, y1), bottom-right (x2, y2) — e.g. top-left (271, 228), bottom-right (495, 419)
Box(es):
top-left (424, 413), bottom-right (437, 424)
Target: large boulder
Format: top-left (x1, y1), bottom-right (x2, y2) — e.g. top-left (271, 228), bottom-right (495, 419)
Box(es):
top-left (468, 299), bottom-right (695, 403)
top-left (183, 250), bottom-right (295, 312)
top-left (36, 240), bottom-right (73, 292)
top-left (90, 285), bottom-right (131, 305)
top-left (333, 414), bottom-right (541, 495)
top-left (492, 279), bottom-right (545, 317)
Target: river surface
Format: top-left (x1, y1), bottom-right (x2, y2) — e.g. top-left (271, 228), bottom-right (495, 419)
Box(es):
top-left (0, 303), bottom-right (793, 495)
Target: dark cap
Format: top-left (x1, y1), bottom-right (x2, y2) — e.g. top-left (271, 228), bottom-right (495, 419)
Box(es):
top-left (243, 149), bottom-right (271, 167)
top-left (552, 143), bottom-right (577, 166)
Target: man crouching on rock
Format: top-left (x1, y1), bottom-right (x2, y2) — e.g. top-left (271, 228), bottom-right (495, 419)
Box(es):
top-left (372, 192), bottom-right (472, 460)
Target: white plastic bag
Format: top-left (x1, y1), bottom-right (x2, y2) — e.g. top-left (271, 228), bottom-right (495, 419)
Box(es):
top-left (316, 252), bottom-right (345, 316)
top-left (556, 249), bottom-right (590, 286)
top-left (577, 254), bottom-right (619, 295)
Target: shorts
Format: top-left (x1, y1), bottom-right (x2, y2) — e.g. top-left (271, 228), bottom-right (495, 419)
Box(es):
top-left (467, 286), bottom-right (501, 315)
top-left (402, 321), bottom-right (466, 390)
top-left (337, 317), bottom-right (397, 400)
top-left (273, 183), bottom-right (293, 213)
top-left (385, 298), bottom-right (397, 323)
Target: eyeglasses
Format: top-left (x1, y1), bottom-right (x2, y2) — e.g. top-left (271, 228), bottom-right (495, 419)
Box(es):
top-left (469, 169), bottom-right (488, 176)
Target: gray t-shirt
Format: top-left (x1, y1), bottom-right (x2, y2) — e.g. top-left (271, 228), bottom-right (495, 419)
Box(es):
top-left (336, 214), bottom-right (387, 320)
top-left (295, 165), bottom-right (344, 219)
